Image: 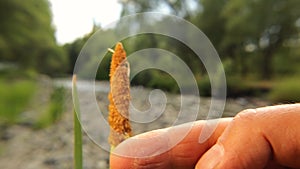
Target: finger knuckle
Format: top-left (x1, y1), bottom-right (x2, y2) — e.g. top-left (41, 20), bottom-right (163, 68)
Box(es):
top-left (233, 108), bottom-right (257, 124)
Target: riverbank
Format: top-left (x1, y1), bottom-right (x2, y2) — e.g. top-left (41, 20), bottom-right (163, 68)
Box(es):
top-left (0, 79), bottom-right (270, 169)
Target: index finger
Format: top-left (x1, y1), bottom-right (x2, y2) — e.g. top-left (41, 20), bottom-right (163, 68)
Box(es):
top-left (110, 118), bottom-right (231, 169)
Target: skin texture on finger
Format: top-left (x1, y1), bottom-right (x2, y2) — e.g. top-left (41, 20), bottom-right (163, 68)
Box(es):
top-left (196, 104), bottom-right (300, 169)
top-left (264, 161), bottom-right (290, 169)
top-left (110, 118), bottom-right (232, 169)
top-left (259, 104), bottom-right (300, 168)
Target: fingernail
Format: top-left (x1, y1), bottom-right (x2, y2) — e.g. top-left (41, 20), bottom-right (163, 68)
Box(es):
top-left (196, 144), bottom-right (224, 169)
top-left (113, 129), bottom-right (169, 158)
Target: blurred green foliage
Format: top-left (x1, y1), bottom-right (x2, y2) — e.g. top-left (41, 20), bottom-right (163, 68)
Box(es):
top-left (0, 0), bottom-right (69, 126)
top-left (34, 87), bottom-right (66, 129)
top-left (0, 0), bottom-right (67, 75)
top-left (269, 77), bottom-right (300, 103)
top-left (0, 77), bottom-right (36, 124)
top-left (132, 70), bottom-right (179, 93)
top-left (0, 0), bottom-right (299, 104)
top-left (115, 0), bottom-right (300, 96)
top-left (61, 0), bottom-right (300, 98)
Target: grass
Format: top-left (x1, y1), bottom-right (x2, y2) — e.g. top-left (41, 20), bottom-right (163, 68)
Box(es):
top-left (268, 76), bottom-right (300, 103)
top-left (0, 78), bottom-right (36, 124)
top-left (34, 86), bottom-right (66, 128)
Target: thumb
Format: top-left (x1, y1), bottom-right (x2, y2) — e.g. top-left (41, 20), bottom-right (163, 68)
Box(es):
top-left (196, 104), bottom-right (300, 169)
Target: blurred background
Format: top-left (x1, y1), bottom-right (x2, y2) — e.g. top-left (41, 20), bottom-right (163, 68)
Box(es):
top-left (0, 0), bottom-right (299, 168)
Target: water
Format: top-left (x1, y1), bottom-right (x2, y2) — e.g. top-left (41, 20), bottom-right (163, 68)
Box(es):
top-left (54, 78), bottom-right (110, 93)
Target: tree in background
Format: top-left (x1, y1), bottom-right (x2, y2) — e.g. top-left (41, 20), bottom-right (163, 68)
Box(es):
top-left (0, 0), bottom-right (67, 75)
top-left (56, 0), bottom-right (300, 99)
top-left (220, 0), bottom-right (300, 79)
top-left (120, 0), bottom-right (198, 18)
top-left (118, 0), bottom-right (205, 90)
top-left (119, 0), bottom-right (300, 80)
top-left (193, 0), bottom-right (227, 53)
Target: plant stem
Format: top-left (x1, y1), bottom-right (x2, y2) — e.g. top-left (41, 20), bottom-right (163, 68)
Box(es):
top-left (73, 75), bottom-right (83, 169)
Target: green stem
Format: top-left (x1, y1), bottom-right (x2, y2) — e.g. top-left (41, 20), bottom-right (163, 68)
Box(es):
top-left (73, 75), bottom-right (83, 169)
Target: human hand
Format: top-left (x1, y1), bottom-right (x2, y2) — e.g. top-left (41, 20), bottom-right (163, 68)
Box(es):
top-left (110, 104), bottom-right (300, 169)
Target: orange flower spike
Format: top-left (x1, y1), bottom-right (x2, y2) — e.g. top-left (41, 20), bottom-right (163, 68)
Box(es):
top-left (108, 42), bottom-right (132, 148)
top-left (109, 43), bottom-right (127, 79)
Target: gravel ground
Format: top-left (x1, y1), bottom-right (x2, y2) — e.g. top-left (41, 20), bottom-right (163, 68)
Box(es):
top-left (0, 80), bottom-right (270, 169)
